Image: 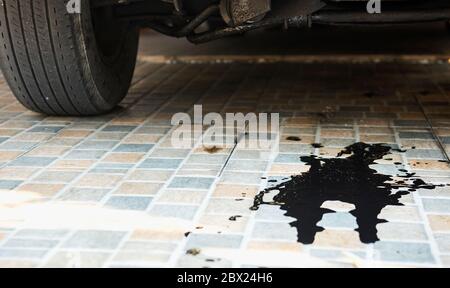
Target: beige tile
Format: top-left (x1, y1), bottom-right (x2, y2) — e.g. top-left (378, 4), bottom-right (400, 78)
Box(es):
top-left (127, 170), bottom-right (173, 182)
top-left (17, 183), bottom-right (65, 197)
top-left (131, 229), bottom-right (185, 241)
top-left (247, 241), bottom-right (303, 252)
top-left (313, 230), bottom-right (364, 249)
top-left (114, 182), bottom-right (162, 195)
top-left (0, 167), bottom-right (37, 180)
top-left (103, 153), bottom-right (145, 163)
top-left (56, 130), bottom-right (93, 138)
top-left (0, 151), bottom-right (22, 162)
top-left (213, 184), bottom-right (259, 198)
top-left (75, 174), bottom-right (123, 188)
top-left (198, 214), bottom-right (249, 233)
top-left (123, 134), bottom-right (161, 144)
top-left (28, 146), bottom-right (69, 157)
top-left (428, 215), bottom-right (450, 232)
top-left (50, 159), bottom-right (95, 170)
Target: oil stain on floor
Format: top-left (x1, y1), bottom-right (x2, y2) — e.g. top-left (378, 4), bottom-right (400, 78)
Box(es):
top-left (251, 142), bottom-right (443, 244)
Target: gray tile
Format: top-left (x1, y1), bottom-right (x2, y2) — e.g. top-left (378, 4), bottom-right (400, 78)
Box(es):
top-left (185, 234), bottom-right (243, 249)
top-left (139, 158), bottom-right (183, 169)
top-left (29, 126), bottom-right (65, 133)
top-left (252, 222), bottom-right (298, 240)
top-left (114, 144), bottom-right (154, 153)
top-left (318, 212), bottom-right (358, 229)
top-left (225, 160), bottom-right (268, 172)
top-left (423, 198), bottom-right (450, 213)
top-left (65, 150), bottom-right (107, 160)
top-left (0, 141), bottom-right (37, 151)
top-left (77, 140), bottom-right (119, 150)
top-left (399, 131), bottom-right (434, 140)
top-left (14, 229), bottom-right (69, 239)
top-left (275, 154), bottom-right (302, 163)
top-left (435, 233), bottom-right (450, 253)
top-left (102, 125), bottom-right (136, 132)
top-left (0, 180), bottom-right (22, 189)
top-left (406, 149), bottom-right (445, 160)
top-left (169, 177), bottom-right (215, 190)
top-left (0, 249), bottom-right (49, 259)
top-left (58, 188), bottom-right (110, 202)
top-left (221, 172), bottom-right (263, 185)
top-left (374, 241), bottom-right (434, 264)
top-left (9, 156), bottom-right (56, 167)
top-left (3, 238), bottom-right (58, 249)
top-left (105, 196), bottom-right (152, 211)
top-left (62, 230), bottom-right (126, 249)
top-left (150, 204), bottom-right (198, 220)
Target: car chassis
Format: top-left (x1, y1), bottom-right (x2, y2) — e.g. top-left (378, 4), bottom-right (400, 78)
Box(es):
top-left (107, 0), bottom-right (450, 43)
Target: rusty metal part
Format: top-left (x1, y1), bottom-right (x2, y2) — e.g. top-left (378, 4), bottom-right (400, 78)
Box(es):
top-left (220, 0), bottom-right (271, 26)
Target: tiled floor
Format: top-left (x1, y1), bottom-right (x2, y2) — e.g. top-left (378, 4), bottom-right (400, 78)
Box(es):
top-left (0, 49), bottom-right (449, 267)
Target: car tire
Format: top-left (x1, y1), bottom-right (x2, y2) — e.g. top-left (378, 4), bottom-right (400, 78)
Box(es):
top-left (0, 0), bottom-right (139, 116)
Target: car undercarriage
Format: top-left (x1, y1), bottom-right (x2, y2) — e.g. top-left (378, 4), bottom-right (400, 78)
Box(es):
top-left (1, 0), bottom-right (450, 116)
top-left (105, 0), bottom-right (450, 43)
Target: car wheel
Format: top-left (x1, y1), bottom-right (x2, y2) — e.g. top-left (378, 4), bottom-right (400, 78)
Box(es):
top-left (0, 0), bottom-right (139, 116)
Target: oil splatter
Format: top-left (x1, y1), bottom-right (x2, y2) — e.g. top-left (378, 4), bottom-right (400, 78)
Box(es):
top-left (186, 248), bottom-right (201, 256)
top-left (286, 136), bottom-right (302, 142)
top-left (311, 143), bottom-right (324, 148)
top-left (251, 142), bottom-right (443, 244)
top-left (229, 215), bottom-right (242, 221)
top-left (203, 145), bottom-right (222, 154)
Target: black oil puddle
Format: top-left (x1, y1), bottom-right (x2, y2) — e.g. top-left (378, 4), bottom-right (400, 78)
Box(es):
top-left (251, 142), bottom-right (443, 244)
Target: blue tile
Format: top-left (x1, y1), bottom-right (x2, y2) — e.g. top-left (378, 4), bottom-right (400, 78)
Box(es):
top-left (0, 180), bottom-right (22, 189)
top-left (0, 137), bottom-right (8, 144)
top-left (318, 212), bottom-right (358, 229)
top-left (252, 222), bottom-right (298, 240)
top-left (3, 238), bottom-right (58, 249)
top-left (114, 144), bottom-right (154, 153)
top-left (0, 249), bottom-right (48, 259)
top-left (374, 241), bottom-right (435, 264)
top-left (62, 230), bottom-right (126, 249)
top-left (399, 131), bottom-right (434, 140)
top-left (169, 177), bottom-right (215, 190)
top-left (435, 233), bottom-right (450, 253)
top-left (9, 157), bottom-right (56, 167)
top-left (186, 234), bottom-right (243, 249)
top-left (405, 149), bottom-right (445, 160)
top-left (136, 126), bottom-right (170, 134)
top-left (29, 126), bottom-right (65, 133)
top-left (255, 205), bottom-right (293, 222)
top-left (0, 141), bottom-right (37, 151)
top-left (65, 150), bottom-right (107, 160)
top-left (423, 199), bottom-right (450, 213)
top-left (150, 204), bottom-right (198, 220)
top-left (139, 158), bottom-right (183, 169)
top-left (102, 125), bottom-right (136, 132)
top-left (105, 196), bottom-right (152, 211)
top-left (14, 229), bottom-right (69, 239)
top-left (77, 140), bottom-right (119, 150)
top-left (275, 154), bottom-right (302, 163)
top-left (221, 172), bottom-right (263, 185)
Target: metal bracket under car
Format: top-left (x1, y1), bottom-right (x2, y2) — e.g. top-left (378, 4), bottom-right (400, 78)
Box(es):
top-left (219, 0), bottom-right (326, 26)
